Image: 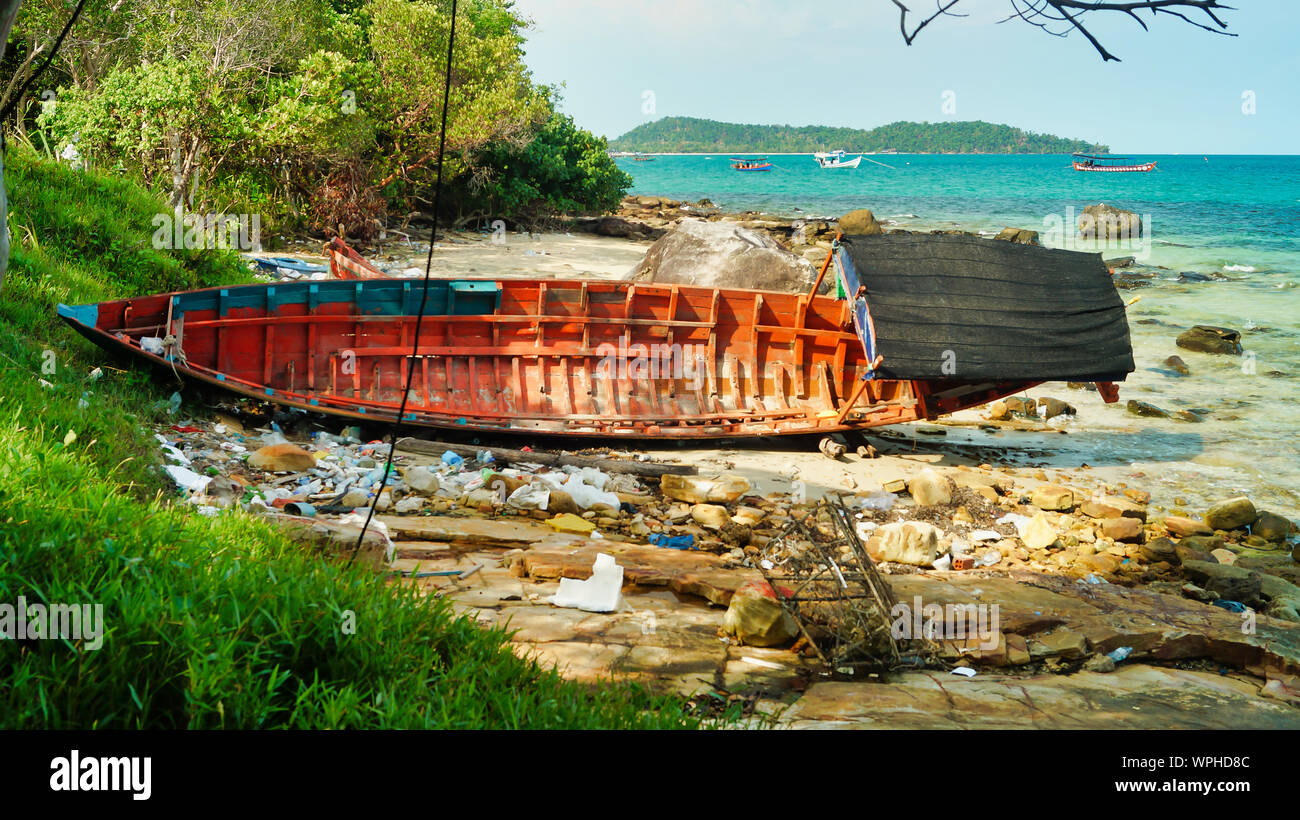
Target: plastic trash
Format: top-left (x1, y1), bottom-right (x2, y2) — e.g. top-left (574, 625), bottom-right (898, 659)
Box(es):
top-left (166, 391), bottom-right (183, 415)
top-left (506, 483), bottom-right (550, 510)
top-left (648, 533), bottom-right (695, 550)
top-left (858, 490), bottom-right (896, 512)
top-left (337, 512), bottom-right (395, 563)
top-left (441, 450), bottom-right (464, 469)
top-left (284, 502), bottom-right (316, 517)
top-left (551, 553), bottom-right (624, 612)
top-left (561, 473), bottom-right (620, 511)
top-left (164, 465), bottom-right (211, 494)
top-left (932, 553), bottom-right (953, 571)
top-left (476, 449), bottom-right (495, 464)
top-left (970, 529), bottom-right (1001, 542)
top-left (1212, 599), bottom-right (1247, 613)
top-left (950, 667), bottom-right (977, 678)
top-left (141, 337), bottom-right (165, 355)
top-left (545, 513), bottom-right (596, 535)
top-left (1106, 646), bottom-right (1133, 663)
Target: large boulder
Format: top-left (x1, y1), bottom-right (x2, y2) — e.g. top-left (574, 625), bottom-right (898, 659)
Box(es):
top-left (871, 521), bottom-right (943, 566)
top-left (1204, 496), bottom-right (1257, 531)
top-left (627, 218), bottom-right (819, 293)
top-left (836, 208), bottom-right (882, 236)
top-left (1078, 203), bottom-right (1143, 240)
top-left (1181, 560), bottom-right (1263, 606)
top-left (1176, 326), bottom-right (1242, 355)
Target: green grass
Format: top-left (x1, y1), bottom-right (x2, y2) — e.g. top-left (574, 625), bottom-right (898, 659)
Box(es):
top-left (0, 146), bottom-right (724, 729)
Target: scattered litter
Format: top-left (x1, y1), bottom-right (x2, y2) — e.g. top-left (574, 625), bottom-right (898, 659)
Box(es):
top-left (551, 553), bottom-right (624, 612)
top-left (164, 465), bottom-right (212, 494)
top-left (648, 533), bottom-right (695, 550)
top-left (1212, 600), bottom-right (1247, 613)
top-left (545, 513), bottom-right (596, 535)
top-left (970, 529), bottom-right (1001, 542)
top-left (141, 337), bottom-right (165, 355)
top-left (1106, 646), bottom-right (1133, 663)
top-left (950, 667), bottom-right (977, 677)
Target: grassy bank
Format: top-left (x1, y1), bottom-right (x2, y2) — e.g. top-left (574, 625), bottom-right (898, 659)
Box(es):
top-left (0, 147), bottom-right (716, 729)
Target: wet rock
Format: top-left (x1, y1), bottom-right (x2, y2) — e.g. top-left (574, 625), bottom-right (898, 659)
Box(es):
top-left (837, 208), bottom-right (882, 236)
top-left (1079, 204), bottom-right (1143, 240)
top-left (907, 468), bottom-right (953, 506)
top-left (1163, 355), bottom-right (1190, 375)
top-left (660, 473), bottom-right (750, 504)
top-left (628, 219), bottom-right (818, 293)
top-left (723, 581), bottom-right (798, 647)
top-left (1174, 410), bottom-right (1207, 423)
top-left (1101, 516), bottom-right (1144, 543)
top-left (1204, 496), bottom-right (1257, 531)
top-left (248, 443), bottom-right (318, 472)
top-left (994, 227), bottom-right (1040, 245)
top-left (1037, 397), bottom-right (1076, 419)
top-left (1164, 516), bottom-right (1212, 537)
top-left (873, 521), bottom-right (943, 566)
top-left (1127, 400), bottom-right (1169, 418)
top-left (690, 503), bottom-right (731, 530)
top-left (1122, 488), bottom-right (1151, 504)
top-left (1176, 326), bottom-right (1242, 356)
top-left (1181, 560), bottom-right (1263, 606)
top-left (986, 400), bottom-right (1011, 421)
top-left (1031, 485), bottom-right (1075, 512)
top-left (1253, 511), bottom-right (1294, 543)
top-left (402, 466), bottom-right (441, 494)
top-left (1004, 396), bottom-right (1036, 417)
top-left (1141, 536), bottom-right (1179, 564)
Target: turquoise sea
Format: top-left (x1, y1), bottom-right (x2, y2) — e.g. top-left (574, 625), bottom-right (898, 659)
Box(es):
top-left (619, 154), bottom-right (1300, 520)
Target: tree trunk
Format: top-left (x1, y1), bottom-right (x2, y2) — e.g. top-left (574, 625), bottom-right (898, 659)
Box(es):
top-left (0, 0), bottom-right (24, 297)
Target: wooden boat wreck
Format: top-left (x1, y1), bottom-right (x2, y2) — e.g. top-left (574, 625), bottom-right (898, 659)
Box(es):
top-left (57, 234), bottom-right (1134, 439)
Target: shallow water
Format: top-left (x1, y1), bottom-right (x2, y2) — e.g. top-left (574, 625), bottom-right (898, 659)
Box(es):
top-left (621, 154), bottom-right (1300, 518)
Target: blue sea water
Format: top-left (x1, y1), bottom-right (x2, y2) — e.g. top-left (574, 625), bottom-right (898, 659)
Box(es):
top-left (620, 154), bottom-right (1300, 519)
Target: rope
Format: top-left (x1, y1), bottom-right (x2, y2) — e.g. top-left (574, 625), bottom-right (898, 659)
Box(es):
top-left (348, 0), bottom-right (458, 566)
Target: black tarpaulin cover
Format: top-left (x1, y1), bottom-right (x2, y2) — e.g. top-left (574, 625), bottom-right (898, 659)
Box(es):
top-left (836, 233), bottom-right (1134, 382)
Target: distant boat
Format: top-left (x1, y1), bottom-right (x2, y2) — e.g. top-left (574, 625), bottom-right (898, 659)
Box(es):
top-left (1072, 153), bottom-right (1156, 173)
top-left (632, 152), bottom-right (656, 162)
top-left (731, 156), bottom-right (772, 172)
top-left (813, 149), bottom-right (863, 169)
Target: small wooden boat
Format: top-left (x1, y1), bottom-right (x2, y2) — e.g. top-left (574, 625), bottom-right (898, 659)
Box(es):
top-left (1072, 153), bottom-right (1157, 173)
top-left (57, 237), bottom-right (1132, 439)
top-left (731, 157), bottom-right (772, 172)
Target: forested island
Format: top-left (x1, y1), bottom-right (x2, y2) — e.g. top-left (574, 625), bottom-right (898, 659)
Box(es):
top-left (610, 116), bottom-right (1108, 154)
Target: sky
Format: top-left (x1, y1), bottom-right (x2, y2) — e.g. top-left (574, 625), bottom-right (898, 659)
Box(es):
top-left (510, 0), bottom-right (1299, 154)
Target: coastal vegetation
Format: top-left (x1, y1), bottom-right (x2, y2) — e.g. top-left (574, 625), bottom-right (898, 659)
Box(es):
top-left (0, 145), bottom-right (721, 729)
top-left (2, 0), bottom-right (631, 240)
top-left (609, 116), bottom-right (1108, 155)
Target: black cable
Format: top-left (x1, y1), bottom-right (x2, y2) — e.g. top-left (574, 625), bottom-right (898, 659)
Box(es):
top-left (0, 0), bottom-right (89, 144)
top-left (348, 0), bottom-right (458, 566)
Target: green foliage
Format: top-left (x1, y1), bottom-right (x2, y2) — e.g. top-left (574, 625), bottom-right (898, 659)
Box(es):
top-left (0, 149), bottom-right (717, 729)
top-left (610, 116), bottom-right (1109, 154)
top-left (467, 111), bottom-right (633, 222)
top-left (19, 0), bottom-right (623, 237)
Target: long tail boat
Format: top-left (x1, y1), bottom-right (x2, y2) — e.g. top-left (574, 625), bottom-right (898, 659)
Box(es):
top-left (57, 234), bottom-right (1133, 438)
top-left (1072, 153), bottom-right (1157, 173)
top-left (730, 157), bottom-right (773, 172)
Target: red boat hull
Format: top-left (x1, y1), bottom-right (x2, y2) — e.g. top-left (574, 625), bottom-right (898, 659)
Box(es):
top-left (58, 266), bottom-right (1039, 438)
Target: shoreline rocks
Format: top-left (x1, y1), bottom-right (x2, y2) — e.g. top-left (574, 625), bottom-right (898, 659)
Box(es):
top-left (1176, 325), bottom-right (1242, 355)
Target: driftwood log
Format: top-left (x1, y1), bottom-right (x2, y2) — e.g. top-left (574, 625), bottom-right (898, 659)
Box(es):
top-left (394, 437), bottom-right (697, 477)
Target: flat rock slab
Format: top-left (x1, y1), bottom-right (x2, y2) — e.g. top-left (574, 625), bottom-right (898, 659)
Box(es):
top-left (887, 570), bottom-right (1300, 676)
top-left (782, 665), bottom-right (1300, 729)
top-left (519, 542), bottom-right (761, 606)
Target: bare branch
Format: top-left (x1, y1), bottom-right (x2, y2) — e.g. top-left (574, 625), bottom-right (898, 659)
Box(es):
top-left (903, 0), bottom-right (1236, 61)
